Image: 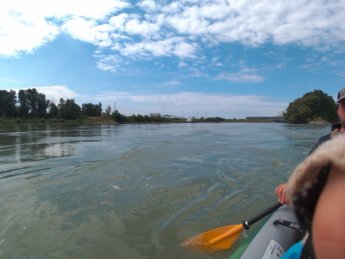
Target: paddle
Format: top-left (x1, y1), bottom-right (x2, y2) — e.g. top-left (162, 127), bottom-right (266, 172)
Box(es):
top-left (181, 202), bottom-right (283, 253)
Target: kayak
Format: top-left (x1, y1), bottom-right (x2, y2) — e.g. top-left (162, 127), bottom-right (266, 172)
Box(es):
top-left (229, 205), bottom-right (303, 259)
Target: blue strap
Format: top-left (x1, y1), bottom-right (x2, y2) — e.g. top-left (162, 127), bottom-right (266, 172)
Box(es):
top-left (281, 241), bottom-right (303, 259)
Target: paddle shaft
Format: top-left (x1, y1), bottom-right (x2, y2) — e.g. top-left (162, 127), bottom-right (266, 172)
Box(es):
top-left (242, 202), bottom-right (283, 229)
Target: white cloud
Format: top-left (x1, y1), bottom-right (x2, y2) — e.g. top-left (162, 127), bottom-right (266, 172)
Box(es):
top-left (109, 13), bottom-right (129, 31)
top-left (166, 10), bottom-right (210, 35)
top-left (36, 86), bottom-right (78, 102)
top-left (215, 72), bottom-right (264, 83)
top-left (162, 80), bottom-right (182, 88)
top-left (120, 37), bottom-right (196, 58)
top-left (95, 54), bottom-right (122, 72)
top-left (161, 2), bottom-right (182, 14)
top-left (0, 10), bottom-right (60, 56)
top-left (0, 0), bottom-right (130, 56)
top-left (40, 0), bottom-right (130, 20)
top-left (215, 67), bottom-right (264, 83)
top-left (62, 18), bottom-right (113, 47)
top-left (62, 18), bottom-right (97, 43)
top-left (124, 18), bottom-right (160, 37)
top-left (7, 85), bottom-right (78, 103)
top-left (1, 0), bottom-right (345, 67)
top-left (138, 0), bottom-right (156, 12)
top-left (193, 69), bottom-right (209, 78)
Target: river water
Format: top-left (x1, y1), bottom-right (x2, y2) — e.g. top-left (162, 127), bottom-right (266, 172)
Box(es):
top-left (0, 123), bottom-right (329, 259)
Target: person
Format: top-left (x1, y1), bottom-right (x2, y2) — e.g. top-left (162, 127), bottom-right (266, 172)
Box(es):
top-left (275, 124), bottom-right (341, 204)
top-left (310, 154), bottom-right (345, 259)
top-left (277, 86), bottom-right (345, 258)
top-left (285, 132), bottom-right (345, 258)
top-left (275, 86), bottom-right (345, 204)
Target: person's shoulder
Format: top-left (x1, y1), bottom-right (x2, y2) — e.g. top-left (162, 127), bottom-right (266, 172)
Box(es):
top-left (309, 123), bottom-right (341, 154)
top-left (309, 132), bottom-right (333, 155)
top-left (319, 123), bottom-right (341, 142)
top-left (318, 134), bottom-right (331, 142)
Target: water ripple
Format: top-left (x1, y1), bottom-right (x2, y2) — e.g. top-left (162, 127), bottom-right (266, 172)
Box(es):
top-left (0, 123), bottom-right (330, 259)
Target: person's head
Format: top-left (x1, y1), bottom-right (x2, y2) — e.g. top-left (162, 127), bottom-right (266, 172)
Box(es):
top-left (336, 87), bottom-right (345, 128)
top-left (337, 87), bottom-right (345, 104)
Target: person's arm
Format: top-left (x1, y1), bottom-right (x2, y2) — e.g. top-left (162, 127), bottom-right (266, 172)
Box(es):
top-left (275, 133), bottom-right (332, 204)
top-left (312, 166), bottom-right (345, 259)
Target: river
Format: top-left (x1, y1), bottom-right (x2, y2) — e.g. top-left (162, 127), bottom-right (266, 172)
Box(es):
top-left (0, 123), bottom-right (329, 259)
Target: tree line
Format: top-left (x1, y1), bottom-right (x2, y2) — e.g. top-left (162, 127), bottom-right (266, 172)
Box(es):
top-left (0, 88), bottom-right (188, 123)
top-left (1, 88), bottom-right (338, 124)
top-left (0, 88), bottom-right (104, 120)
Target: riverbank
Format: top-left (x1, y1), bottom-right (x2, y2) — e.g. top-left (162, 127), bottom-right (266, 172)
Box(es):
top-left (0, 116), bottom-right (117, 126)
top-left (0, 116), bottom-right (283, 125)
top-left (2, 115), bottom-right (330, 125)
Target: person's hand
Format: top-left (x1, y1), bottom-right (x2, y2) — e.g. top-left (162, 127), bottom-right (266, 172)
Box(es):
top-left (275, 183), bottom-right (288, 204)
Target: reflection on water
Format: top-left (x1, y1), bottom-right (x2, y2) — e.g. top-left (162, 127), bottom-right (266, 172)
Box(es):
top-left (44, 143), bottom-right (76, 157)
top-left (0, 123), bottom-right (329, 259)
top-left (0, 124), bottom-right (107, 163)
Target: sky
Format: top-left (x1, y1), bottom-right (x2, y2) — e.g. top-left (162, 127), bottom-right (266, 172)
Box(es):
top-left (1, 0), bottom-right (345, 119)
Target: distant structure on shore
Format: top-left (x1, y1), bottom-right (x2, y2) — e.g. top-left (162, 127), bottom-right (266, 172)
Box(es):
top-left (245, 116), bottom-right (286, 122)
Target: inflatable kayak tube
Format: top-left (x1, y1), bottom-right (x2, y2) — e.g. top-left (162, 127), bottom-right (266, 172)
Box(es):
top-left (229, 205), bottom-right (303, 259)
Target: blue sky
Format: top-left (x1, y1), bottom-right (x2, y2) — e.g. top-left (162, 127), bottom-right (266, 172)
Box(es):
top-left (1, 0), bottom-right (345, 118)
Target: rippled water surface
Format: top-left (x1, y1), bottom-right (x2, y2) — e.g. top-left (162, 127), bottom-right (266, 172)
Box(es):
top-left (0, 123), bottom-right (329, 259)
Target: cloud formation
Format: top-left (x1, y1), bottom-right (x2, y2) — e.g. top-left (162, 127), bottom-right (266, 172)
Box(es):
top-left (215, 67), bottom-right (264, 83)
top-left (8, 85), bottom-right (78, 103)
top-left (1, 0), bottom-right (345, 69)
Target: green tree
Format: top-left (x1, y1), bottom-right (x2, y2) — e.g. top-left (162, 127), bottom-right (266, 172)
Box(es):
top-left (0, 90), bottom-right (17, 117)
top-left (58, 98), bottom-right (81, 119)
top-left (48, 102), bottom-right (59, 118)
top-left (112, 110), bottom-right (126, 122)
top-left (18, 88), bottom-right (49, 118)
top-left (284, 90), bottom-right (337, 123)
top-left (37, 93), bottom-right (49, 117)
top-left (58, 98), bottom-right (65, 118)
top-left (18, 90), bottom-right (30, 117)
top-left (104, 105), bottom-right (112, 116)
top-left (82, 102), bottom-right (102, 117)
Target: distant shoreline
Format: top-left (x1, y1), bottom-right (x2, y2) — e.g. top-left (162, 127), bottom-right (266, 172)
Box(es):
top-left (0, 117), bottom-right (275, 125)
top-left (0, 116), bottom-right (332, 126)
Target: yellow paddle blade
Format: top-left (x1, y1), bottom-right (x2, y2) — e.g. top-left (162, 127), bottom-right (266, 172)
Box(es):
top-left (181, 224), bottom-right (244, 253)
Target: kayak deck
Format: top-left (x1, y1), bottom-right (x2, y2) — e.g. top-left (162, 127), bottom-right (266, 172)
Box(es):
top-left (229, 205), bottom-right (302, 259)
